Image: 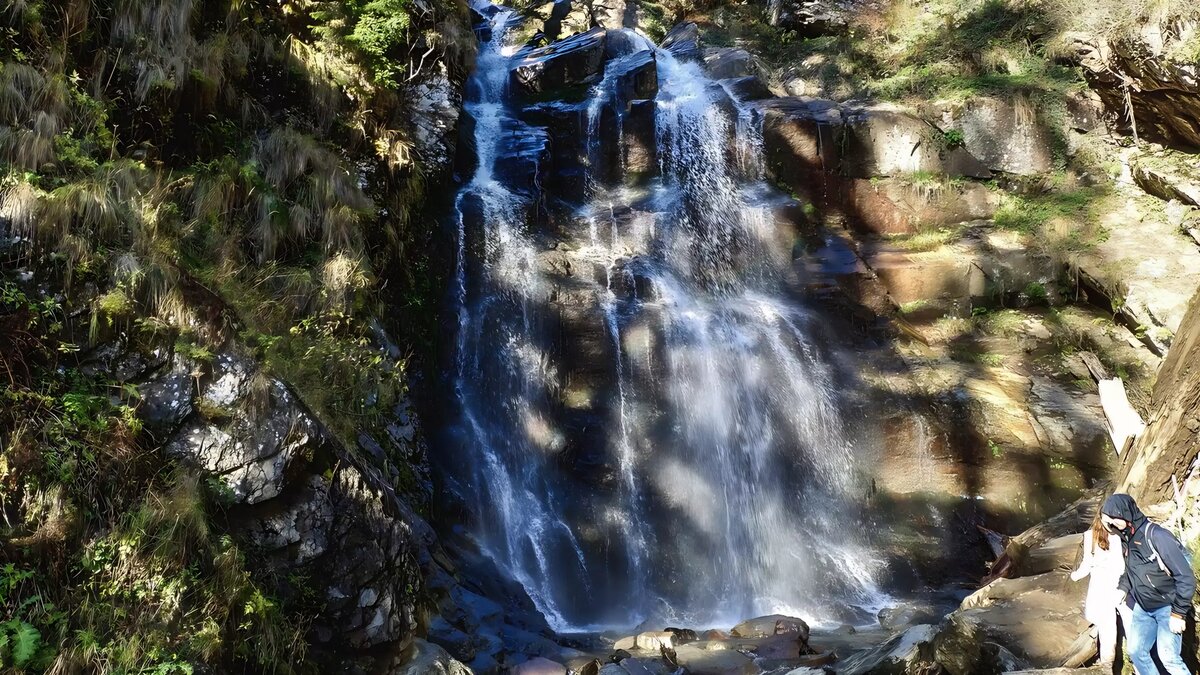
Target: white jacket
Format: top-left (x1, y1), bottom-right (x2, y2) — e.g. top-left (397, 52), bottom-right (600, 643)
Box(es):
top-left (1071, 529), bottom-right (1126, 624)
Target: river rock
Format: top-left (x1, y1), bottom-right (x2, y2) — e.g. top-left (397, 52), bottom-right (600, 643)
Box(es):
top-left (730, 614), bottom-right (810, 641)
top-left (721, 76), bottom-right (773, 102)
top-left (606, 28), bottom-right (652, 59)
top-left (838, 623), bottom-right (937, 674)
top-left (395, 639), bottom-right (473, 675)
top-left (672, 645), bottom-right (759, 675)
top-left (616, 657), bottom-right (674, 675)
top-left (634, 631), bottom-right (674, 650)
top-left (665, 627), bottom-right (699, 644)
top-left (614, 49), bottom-right (658, 101)
top-left (514, 656), bottom-right (568, 674)
top-left (511, 27), bottom-right (607, 97)
top-left (877, 603), bottom-right (941, 631)
top-left (946, 569), bottom-right (1089, 667)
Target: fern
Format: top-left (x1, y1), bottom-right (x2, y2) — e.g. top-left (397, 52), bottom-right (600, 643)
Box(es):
top-left (0, 620), bottom-right (42, 668)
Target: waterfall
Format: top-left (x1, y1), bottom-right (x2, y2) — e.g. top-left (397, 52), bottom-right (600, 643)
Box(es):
top-left (447, 10), bottom-right (884, 631)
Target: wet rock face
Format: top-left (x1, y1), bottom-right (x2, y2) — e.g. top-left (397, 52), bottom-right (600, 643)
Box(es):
top-left (511, 27), bottom-right (608, 96)
top-left (659, 22), bottom-right (700, 61)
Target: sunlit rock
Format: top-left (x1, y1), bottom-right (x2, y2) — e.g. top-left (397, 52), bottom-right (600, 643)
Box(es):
top-left (634, 630), bottom-right (674, 650)
top-left (395, 639), bottom-right (474, 675)
top-left (837, 623), bottom-right (938, 674)
top-left (703, 47), bottom-right (758, 80)
top-left (840, 103), bottom-right (991, 179)
top-left (411, 63), bottom-right (464, 176)
top-left (939, 95), bottom-right (1057, 175)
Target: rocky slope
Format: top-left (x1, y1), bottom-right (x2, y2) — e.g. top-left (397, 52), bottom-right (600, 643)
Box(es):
top-left (0, 0), bottom-right (483, 670)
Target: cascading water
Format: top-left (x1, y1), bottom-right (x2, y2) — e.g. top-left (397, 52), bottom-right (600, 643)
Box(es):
top-left (446, 9), bottom-right (885, 631)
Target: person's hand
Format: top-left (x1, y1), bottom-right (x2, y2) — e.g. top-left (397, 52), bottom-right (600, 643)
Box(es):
top-left (1170, 613), bottom-right (1187, 634)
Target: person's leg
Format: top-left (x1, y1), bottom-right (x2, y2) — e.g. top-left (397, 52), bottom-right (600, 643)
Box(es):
top-left (1152, 605), bottom-right (1190, 675)
top-left (1098, 608), bottom-right (1118, 664)
top-left (1127, 603), bottom-right (1160, 675)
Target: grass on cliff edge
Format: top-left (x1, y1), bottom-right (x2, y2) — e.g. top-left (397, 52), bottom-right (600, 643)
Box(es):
top-left (695, 0), bottom-right (1198, 104)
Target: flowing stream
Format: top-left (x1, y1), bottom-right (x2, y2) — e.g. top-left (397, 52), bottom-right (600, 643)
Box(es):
top-left (446, 8), bottom-right (884, 631)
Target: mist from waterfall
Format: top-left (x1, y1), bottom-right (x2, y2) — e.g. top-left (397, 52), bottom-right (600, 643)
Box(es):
top-left (447, 10), bottom-right (885, 631)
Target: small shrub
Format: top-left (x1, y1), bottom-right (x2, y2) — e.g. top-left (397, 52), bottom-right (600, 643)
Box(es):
top-left (1023, 281), bottom-right (1049, 304)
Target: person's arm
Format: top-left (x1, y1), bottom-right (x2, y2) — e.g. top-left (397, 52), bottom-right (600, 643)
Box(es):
top-left (1071, 531), bottom-right (1094, 581)
top-left (1154, 526), bottom-right (1196, 619)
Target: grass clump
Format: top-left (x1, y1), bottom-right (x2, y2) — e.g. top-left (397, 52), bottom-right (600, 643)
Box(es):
top-left (992, 184), bottom-right (1096, 234)
top-left (888, 224), bottom-right (967, 252)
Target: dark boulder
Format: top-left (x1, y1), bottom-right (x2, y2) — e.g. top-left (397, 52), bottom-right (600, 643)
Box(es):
top-left (703, 47), bottom-right (756, 80)
top-left (664, 627), bottom-right (699, 644)
top-left (721, 75), bottom-right (773, 102)
top-left (613, 49), bottom-right (658, 101)
top-left (605, 27), bottom-right (653, 59)
top-left (730, 614), bottom-right (810, 642)
top-left (659, 22), bottom-right (700, 61)
top-left (511, 27), bottom-right (607, 97)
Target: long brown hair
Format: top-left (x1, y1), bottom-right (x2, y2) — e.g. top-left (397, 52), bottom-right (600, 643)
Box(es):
top-left (1091, 512), bottom-right (1110, 551)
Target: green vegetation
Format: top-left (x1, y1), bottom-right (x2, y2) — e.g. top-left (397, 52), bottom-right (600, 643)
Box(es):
top-left (1023, 281), bottom-right (1049, 304)
top-left (0, 280), bottom-right (309, 672)
top-left (697, 0), bottom-right (1197, 104)
top-left (2, 0), bottom-right (468, 670)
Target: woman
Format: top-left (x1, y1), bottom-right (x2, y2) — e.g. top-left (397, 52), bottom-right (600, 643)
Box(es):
top-left (1070, 511), bottom-right (1129, 665)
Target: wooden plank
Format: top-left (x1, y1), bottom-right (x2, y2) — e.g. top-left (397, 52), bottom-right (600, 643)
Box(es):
top-left (1079, 351), bottom-right (1109, 382)
top-left (1098, 377), bottom-right (1146, 456)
